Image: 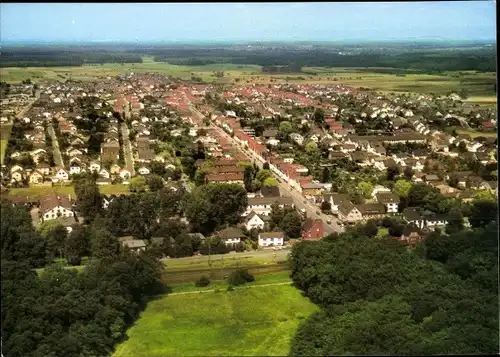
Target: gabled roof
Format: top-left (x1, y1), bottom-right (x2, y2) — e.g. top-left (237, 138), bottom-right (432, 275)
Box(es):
top-left (375, 192), bottom-right (400, 204)
top-left (259, 231), bottom-right (284, 239)
top-left (244, 211), bottom-right (264, 224)
top-left (218, 227), bottom-right (245, 240)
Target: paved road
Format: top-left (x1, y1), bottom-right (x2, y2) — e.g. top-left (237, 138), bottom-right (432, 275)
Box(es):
top-left (121, 100), bottom-right (135, 176)
top-left (212, 124), bottom-right (344, 235)
top-left (47, 122), bottom-right (64, 168)
top-left (187, 103), bottom-right (343, 235)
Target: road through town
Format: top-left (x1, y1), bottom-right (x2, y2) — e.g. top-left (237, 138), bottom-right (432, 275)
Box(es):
top-left (188, 105), bottom-right (343, 235)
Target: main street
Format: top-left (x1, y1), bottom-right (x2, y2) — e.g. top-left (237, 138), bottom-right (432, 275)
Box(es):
top-left (187, 104), bottom-right (343, 235)
top-left (121, 99), bottom-right (135, 176)
top-left (47, 122), bottom-right (64, 168)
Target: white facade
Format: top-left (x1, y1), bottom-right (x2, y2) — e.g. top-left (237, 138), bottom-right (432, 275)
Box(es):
top-left (55, 169), bottom-right (69, 181)
top-left (258, 235), bottom-right (284, 247)
top-left (138, 167), bottom-right (150, 175)
top-left (43, 206), bottom-right (74, 221)
top-left (245, 214), bottom-right (265, 231)
top-left (386, 203), bottom-right (399, 213)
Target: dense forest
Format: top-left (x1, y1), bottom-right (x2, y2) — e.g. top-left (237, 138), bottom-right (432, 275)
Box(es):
top-left (288, 199), bottom-right (498, 355)
top-left (0, 44), bottom-right (496, 72)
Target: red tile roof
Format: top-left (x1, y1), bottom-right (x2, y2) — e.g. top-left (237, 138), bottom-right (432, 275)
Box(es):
top-left (302, 219), bottom-right (324, 240)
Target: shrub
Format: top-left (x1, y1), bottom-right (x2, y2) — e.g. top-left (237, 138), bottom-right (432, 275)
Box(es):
top-left (227, 286), bottom-right (234, 292)
top-left (195, 275), bottom-right (210, 287)
top-left (228, 269), bottom-right (255, 286)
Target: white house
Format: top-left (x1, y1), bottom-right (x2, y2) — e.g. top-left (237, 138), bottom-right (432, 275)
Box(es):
top-left (138, 166), bottom-right (150, 175)
top-left (258, 232), bottom-right (284, 247)
top-left (89, 161), bottom-right (101, 173)
top-left (29, 170), bottom-right (44, 184)
top-left (54, 168), bottom-right (69, 181)
top-left (119, 169), bottom-right (131, 181)
top-left (99, 168), bottom-right (110, 179)
top-left (40, 194), bottom-right (74, 222)
top-left (69, 161), bottom-right (82, 175)
top-left (245, 196), bottom-right (294, 216)
top-left (10, 165), bottom-right (24, 174)
top-left (244, 211), bottom-right (266, 231)
top-left (11, 169), bottom-right (24, 182)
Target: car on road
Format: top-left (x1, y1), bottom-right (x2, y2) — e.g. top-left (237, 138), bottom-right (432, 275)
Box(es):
top-left (326, 219), bottom-right (331, 224)
top-left (316, 210), bottom-right (321, 215)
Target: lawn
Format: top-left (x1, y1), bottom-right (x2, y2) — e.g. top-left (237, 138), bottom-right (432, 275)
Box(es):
top-left (0, 123), bottom-right (13, 165)
top-left (6, 183), bottom-right (131, 198)
top-left (112, 275), bottom-right (317, 357)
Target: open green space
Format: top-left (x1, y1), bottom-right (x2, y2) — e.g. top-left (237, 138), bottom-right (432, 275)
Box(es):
top-left (112, 274), bottom-right (317, 357)
top-left (5, 183), bottom-right (131, 198)
top-left (0, 123), bottom-right (13, 165)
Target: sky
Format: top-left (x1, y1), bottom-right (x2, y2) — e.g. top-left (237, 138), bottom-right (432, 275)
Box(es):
top-left (0, 2), bottom-right (496, 43)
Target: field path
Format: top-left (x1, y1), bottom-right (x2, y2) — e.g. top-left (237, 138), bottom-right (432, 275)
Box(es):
top-left (169, 281), bottom-right (292, 296)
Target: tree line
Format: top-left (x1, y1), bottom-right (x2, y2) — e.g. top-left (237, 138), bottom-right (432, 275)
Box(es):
top-left (288, 199), bottom-right (498, 355)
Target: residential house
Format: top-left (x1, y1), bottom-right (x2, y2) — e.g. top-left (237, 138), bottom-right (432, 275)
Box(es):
top-left (258, 232), bottom-right (284, 247)
top-left (57, 216), bottom-right (78, 234)
top-left (29, 170), bottom-right (44, 184)
top-left (36, 162), bottom-right (51, 176)
top-left (218, 227), bottom-right (245, 246)
top-left (371, 185), bottom-right (391, 198)
top-left (356, 203), bottom-right (387, 220)
top-left (138, 166), bottom-right (151, 175)
top-left (399, 224), bottom-right (427, 248)
top-left (324, 193), bottom-right (353, 215)
top-left (100, 141), bottom-right (120, 164)
top-left (69, 161), bottom-right (82, 175)
top-left (245, 196), bottom-right (294, 216)
top-left (102, 195), bottom-right (117, 209)
top-left (206, 173), bottom-right (244, 186)
top-left (302, 219), bottom-right (324, 240)
top-left (11, 169), bottom-right (24, 182)
top-left (40, 192), bottom-right (74, 222)
top-left (244, 211), bottom-right (266, 231)
top-left (54, 168), bottom-right (69, 181)
top-left (89, 161), bottom-right (101, 173)
top-left (99, 168), bottom-right (110, 179)
top-left (10, 164), bottom-right (24, 174)
top-left (301, 182), bottom-right (324, 197)
top-left (121, 238), bottom-right (147, 253)
top-left (374, 192), bottom-right (400, 213)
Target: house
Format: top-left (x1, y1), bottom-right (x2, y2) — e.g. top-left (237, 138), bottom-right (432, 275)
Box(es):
top-left (422, 211), bottom-right (449, 229)
top-left (102, 194), bottom-right (117, 209)
top-left (374, 192), bottom-right (400, 213)
top-left (302, 219), bottom-right (324, 240)
top-left (206, 173), bottom-right (244, 186)
top-left (262, 129), bottom-right (278, 139)
top-left (11, 169), bottom-right (24, 182)
top-left (245, 196), bottom-right (294, 216)
top-left (424, 174), bottom-right (442, 185)
top-left (29, 170), bottom-right (44, 184)
top-left (121, 238), bottom-right (147, 253)
top-left (10, 164), bottom-right (24, 173)
top-left (69, 161), bottom-right (82, 175)
top-left (54, 168), bottom-right (69, 181)
top-left (39, 193), bottom-right (74, 221)
top-left (218, 227), bottom-right (245, 245)
top-left (138, 166), bottom-right (151, 175)
top-left (324, 193), bottom-right (353, 215)
top-left (57, 216), bottom-right (78, 234)
top-left (338, 201), bottom-right (362, 224)
top-left (110, 164), bottom-right (122, 175)
top-left (119, 169), bottom-right (131, 181)
top-left (258, 232), bottom-right (284, 247)
top-left (36, 162), bottom-right (51, 176)
top-left (402, 208), bottom-right (426, 229)
top-left (301, 182), bottom-right (324, 197)
top-left (371, 185), bottom-right (391, 198)
top-left (356, 203), bottom-right (386, 220)
top-left (244, 211), bottom-right (266, 231)
top-left (260, 185), bottom-right (280, 197)
top-left (100, 141), bottom-right (120, 164)
top-left (89, 161), bottom-right (101, 173)
top-left (399, 224), bottom-right (427, 248)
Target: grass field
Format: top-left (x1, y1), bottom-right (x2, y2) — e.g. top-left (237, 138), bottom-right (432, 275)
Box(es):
top-left (5, 183), bottom-right (131, 198)
top-left (0, 60), bottom-right (495, 103)
top-left (112, 273), bottom-right (317, 357)
top-left (456, 129), bottom-right (498, 139)
top-left (0, 123), bottom-right (13, 165)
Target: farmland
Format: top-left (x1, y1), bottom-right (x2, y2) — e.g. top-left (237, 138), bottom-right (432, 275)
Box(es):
top-left (112, 273), bottom-right (318, 357)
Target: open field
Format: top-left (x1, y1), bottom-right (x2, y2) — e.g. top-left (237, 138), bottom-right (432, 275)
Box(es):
top-left (456, 129), bottom-right (498, 139)
top-left (5, 183), bottom-right (131, 198)
top-left (1, 60), bottom-right (495, 103)
top-left (0, 123), bottom-right (13, 165)
top-left (112, 274), bottom-right (317, 357)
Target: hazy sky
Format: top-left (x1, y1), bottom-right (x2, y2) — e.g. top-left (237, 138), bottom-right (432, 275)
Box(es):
top-left (0, 2), bottom-right (496, 43)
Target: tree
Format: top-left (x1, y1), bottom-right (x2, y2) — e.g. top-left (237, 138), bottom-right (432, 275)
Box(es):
top-left (64, 226), bottom-right (91, 266)
top-left (393, 179), bottom-right (412, 198)
top-left (256, 169), bottom-right (272, 183)
top-left (313, 108), bottom-right (325, 125)
top-left (262, 177), bottom-right (279, 187)
top-left (305, 141), bottom-right (318, 155)
top-left (279, 121), bottom-right (293, 135)
top-left (263, 162), bottom-right (270, 170)
top-left (281, 211), bottom-right (302, 238)
top-left (129, 176), bottom-right (147, 193)
top-left (357, 181), bottom-right (374, 199)
top-left (149, 160), bottom-right (167, 176)
top-left (386, 165), bottom-right (400, 181)
top-left (360, 220), bottom-right (378, 238)
top-left (321, 201), bottom-right (331, 212)
top-left (74, 175), bottom-right (102, 224)
top-left (243, 166), bottom-right (254, 192)
top-left (146, 174), bottom-right (164, 192)
top-left (90, 224), bottom-right (121, 260)
top-left (469, 200), bottom-right (498, 228)
top-left (403, 166), bottom-right (413, 180)
top-left (321, 167), bottom-right (330, 183)
top-left (445, 207), bottom-right (464, 234)
top-left (184, 183), bottom-right (248, 236)
top-left (407, 184), bottom-right (438, 208)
